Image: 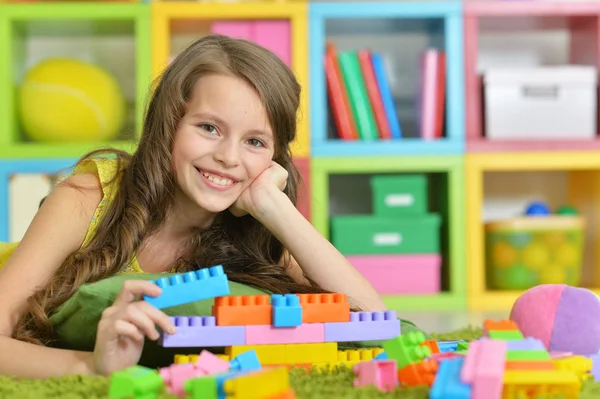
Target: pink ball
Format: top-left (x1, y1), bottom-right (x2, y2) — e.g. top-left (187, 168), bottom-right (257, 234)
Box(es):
top-left (510, 284), bottom-right (600, 355)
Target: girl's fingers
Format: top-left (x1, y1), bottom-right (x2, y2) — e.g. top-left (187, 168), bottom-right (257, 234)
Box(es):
top-left (121, 304), bottom-right (161, 340)
top-left (113, 319), bottom-right (144, 342)
top-left (135, 301), bottom-right (177, 335)
top-left (114, 280), bottom-right (162, 305)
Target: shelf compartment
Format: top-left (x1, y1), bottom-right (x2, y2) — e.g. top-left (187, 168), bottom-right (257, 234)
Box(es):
top-left (0, 158), bottom-right (76, 242)
top-left (311, 155), bottom-right (466, 311)
top-left (0, 4), bottom-right (151, 158)
top-left (151, 2), bottom-right (309, 157)
top-left (309, 1), bottom-right (464, 156)
top-left (464, 1), bottom-right (600, 152)
top-left (466, 152), bottom-right (600, 311)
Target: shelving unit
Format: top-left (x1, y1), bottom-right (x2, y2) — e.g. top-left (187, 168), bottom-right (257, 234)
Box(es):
top-left (0, 3), bottom-right (151, 158)
top-left (309, 1), bottom-right (464, 157)
top-left (311, 155), bottom-right (466, 311)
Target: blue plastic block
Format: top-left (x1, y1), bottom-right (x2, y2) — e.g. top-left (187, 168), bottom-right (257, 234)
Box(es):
top-left (374, 351), bottom-right (388, 360)
top-left (271, 294), bottom-right (302, 327)
top-left (430, 358), bottom-right (472, 399)
top-left (144, 265), bottom-right (229, 309)
top-left (230, 350), bottom-right (262, 372)
top-left (215, 370), bottom-right (247, 399)
top-left (437, 340), bottom-right (464, 353)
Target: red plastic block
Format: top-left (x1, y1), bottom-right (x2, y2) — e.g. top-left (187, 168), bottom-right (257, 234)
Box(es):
top-left (213, 295), bottom-right (272, 326)
top-left (296, 294), bottom-right (350, 323)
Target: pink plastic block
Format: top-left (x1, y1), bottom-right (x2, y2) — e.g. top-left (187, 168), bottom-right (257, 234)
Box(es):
top-left (348, 254), bottom-right (441, 294)
top-left (245, 323), bottom-right (324, 345)
top-left (160, 363), bottom-right (206, 398)
top-left (195, 349), bottom-right (230, 374)
top-left (211, 21), bottom-right (253, 40)
top-left (461, 339), bottom-right (507, 399)
top-left (252, 20), bottom-right (291, 66)
top-left (324, 311), bottom-right (400, 342)
top-left (353, 360), bottom-right (398, 392)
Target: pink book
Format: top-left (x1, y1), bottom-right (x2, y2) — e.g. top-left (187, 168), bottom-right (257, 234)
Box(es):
top-left (418, 49), bottom-right (445, 140)
top-left (211, 21), bottom-right (254, 40)
top-left (252, 20), bottom-right (291, 66)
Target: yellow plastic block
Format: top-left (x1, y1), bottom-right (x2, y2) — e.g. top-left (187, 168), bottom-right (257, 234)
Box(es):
top-left (224, 367), bottom-right (289, 399)
top-left (174, 354), bottom-right (198, 364)
top-left (285, 343), bottom-right (337, 364)
top-left (337, 348), bottom-right (384, 363)
top-left (503, 370), bottom-right (580, 399)
top-left (226, 345), bottom-right (286, 365)
top-left (553, 356), bottom-right (593, 382)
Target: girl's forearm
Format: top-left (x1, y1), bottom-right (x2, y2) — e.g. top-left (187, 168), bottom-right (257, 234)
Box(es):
top-left (0, 335), bottom-right (93, 378)
top-left (254, 188), bottom-right (387, 311)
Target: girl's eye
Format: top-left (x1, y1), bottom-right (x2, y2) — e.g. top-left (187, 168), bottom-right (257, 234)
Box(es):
top-left (199, 124), bottom-right (218, 135)
top-left (247, 138), bottom-right (265, 148)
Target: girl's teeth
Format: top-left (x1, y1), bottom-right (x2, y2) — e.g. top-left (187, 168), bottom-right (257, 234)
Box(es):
top-left (202, 171), bottom-right (233, 186)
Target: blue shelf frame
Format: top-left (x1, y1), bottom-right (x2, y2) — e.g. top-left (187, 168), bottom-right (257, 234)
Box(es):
top-left (309, 1), bottom-right (465, 157)
top-left (0, 159), bottom-right (76, 242)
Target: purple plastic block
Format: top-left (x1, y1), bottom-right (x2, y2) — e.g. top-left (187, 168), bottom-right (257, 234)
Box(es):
top-left (159, 316), bottom-right (245, 347)
top-left (506, 337), bottom-right (545, 351)
top-left (324, 311), bottom-right (400, 342)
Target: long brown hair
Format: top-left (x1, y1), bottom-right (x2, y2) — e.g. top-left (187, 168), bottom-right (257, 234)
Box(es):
top-left (13, 35), bottom-right (327, 346)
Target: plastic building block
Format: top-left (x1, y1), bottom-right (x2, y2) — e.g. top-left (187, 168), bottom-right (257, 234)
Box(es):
top-left (429, 358), bottom-right (472, 399)
top-left (213, 295), bottom-right (272, 326)
top-left (215, 371), bottom-right (248, 399)
top-left (383, 331), bottom-right (431, 370)
top-left (272, 294), bottom-right (302, 328)
top-left (109, 366), bottom-right (164, 399)
top-left (437, 340), bottom-right (464, 353)
top-left (296, 293), bottom-right (350, 323)
top-left (553, 356), bottom-right (593, 382)
top-left (505, 361), bottom-right (556, 371)
top-left (246, 323), bottom-right (324, 345)
top-left (223, 367), bottom-right (290, 399)
top-left (230, 350), bottom-right (262, 372)
top-left (324, 311), bottom-right (400, 342)
top-left (488, 330), bottom-right (524, 340)
top-left (461, 339), bottom-right (506, 399)
top-left (227, 345), bottom-right (286, 365)
top-left (159, 316), bottom-right (245, 347)
top-left (506, 337), bottom-right (545, 351)
top-left (456, 341), bottom-right (469, 351)
top-left (503, 370), bottom-right (580, 398)
top-left (375, 352), bottom-right (388, 360)
top-left (338, 348), bottom-right (384, 363)
top-left (506, 350), bottom-right (551, 361)
top-left (184, 376), bottom-right (218, 399)
top-left (196, 350), bottom-right (231, 374)
top-left (397, 359), bottom-right (438, 387)
top-left (483, 319), bottom-right (519, 332)
top-left (429, 352), bottom-right (464, 363)
top-left (285, 342), bottom-right (338, 364)
top-left (421, 340), bottom-right (440, 354)
top-left (267, 389), bottom-right (296, 399)
top-left (590, 354), bottom-right (600, 382)
top-left (353, 360), bottom-right (397, 392)
top-left (162, 364), bottom-right (206, 398)
top-left (144, 265), bottom-right (229, 309)
top-left (174, 353), bottom-right (229, 364)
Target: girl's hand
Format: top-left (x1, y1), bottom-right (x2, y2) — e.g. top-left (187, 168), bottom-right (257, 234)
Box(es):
top-left (92, 280), bottom-right (176, 376)
top-left (230, 161), bottom-right (288, 217)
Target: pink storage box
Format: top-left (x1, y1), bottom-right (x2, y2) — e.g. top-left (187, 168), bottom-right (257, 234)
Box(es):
top-left (347, 254), bottom-right (441, 294)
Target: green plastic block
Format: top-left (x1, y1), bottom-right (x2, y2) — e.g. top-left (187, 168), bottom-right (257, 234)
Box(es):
top-left (488, 330), bottom-right (524, 340)
top-left (506, 350), bottom-right (551, 361)
top-left (383, 331), bottom-right (431, 369)
top-left (108, 365), bottom-right (163, 399)
top-left (457, 341), bottom-right (469, 351)
top-left (185, 376), bottom-right (218, 399)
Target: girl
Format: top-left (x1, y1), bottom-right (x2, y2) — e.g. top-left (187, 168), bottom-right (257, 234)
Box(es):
top-left (0, 35), bottom-right (410, 379)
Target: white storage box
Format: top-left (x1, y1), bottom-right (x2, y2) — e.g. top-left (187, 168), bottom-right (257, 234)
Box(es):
top-left (484, 66), bottom-right (598, 140)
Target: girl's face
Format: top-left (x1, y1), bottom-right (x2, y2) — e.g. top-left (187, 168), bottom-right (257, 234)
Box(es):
top-left (172, 73), bottom-right (275, 214)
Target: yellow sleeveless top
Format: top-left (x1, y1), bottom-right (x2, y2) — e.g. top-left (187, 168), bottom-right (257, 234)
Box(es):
top-left (0, 158), bottom-right (144, 274)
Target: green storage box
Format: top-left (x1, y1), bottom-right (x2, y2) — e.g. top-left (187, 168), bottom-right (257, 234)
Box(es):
top-left (331, 214), bottom-right (441, 255)
top-left (370, 175), bottom-right (428, 216)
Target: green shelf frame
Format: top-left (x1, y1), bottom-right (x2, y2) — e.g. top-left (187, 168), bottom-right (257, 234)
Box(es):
top-left (0, 3), bottom-right (151, 158)
top-left (311, 155), bottom-right (466, 311)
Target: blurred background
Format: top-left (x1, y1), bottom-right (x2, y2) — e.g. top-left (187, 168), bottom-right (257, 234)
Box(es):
top-left (1, 0), bottom-right (600, 331)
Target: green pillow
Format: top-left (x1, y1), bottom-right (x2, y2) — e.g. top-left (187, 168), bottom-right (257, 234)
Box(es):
top-left (50, 273), bottom-right (267, 367)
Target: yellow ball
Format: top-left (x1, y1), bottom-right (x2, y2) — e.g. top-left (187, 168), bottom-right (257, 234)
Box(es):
top-left (19, 58), bottom-right (126, 142)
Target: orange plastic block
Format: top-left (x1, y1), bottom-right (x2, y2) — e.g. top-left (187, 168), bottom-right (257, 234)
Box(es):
top-left (505, 361), bottom-right (555, 371)
top-left (421, 340), bottom-right (440, 354)
top-left (397, 359), bottom-right (438, 387)
top-left (213, 295), bottom-right (271, 326)
top-left (296, 294), bottom-right (350, 323)
top-left (483, 319), bottom-right (519, 332)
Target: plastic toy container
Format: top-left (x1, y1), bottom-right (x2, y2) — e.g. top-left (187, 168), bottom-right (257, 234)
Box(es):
top-left (485, 216), bottom-right (585, 290)
top-left (370, 175), bottom-right (427, 216)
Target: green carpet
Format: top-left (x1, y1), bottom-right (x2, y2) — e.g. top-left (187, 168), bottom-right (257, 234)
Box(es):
top-left (1, 327), bottom-right (598, 399)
